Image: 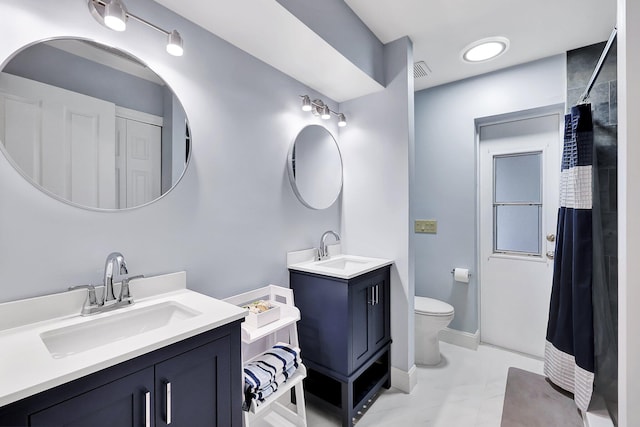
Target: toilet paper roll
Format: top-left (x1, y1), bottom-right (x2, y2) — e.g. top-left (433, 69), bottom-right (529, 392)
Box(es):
top-left (454, 268), bottom-right (470, 283)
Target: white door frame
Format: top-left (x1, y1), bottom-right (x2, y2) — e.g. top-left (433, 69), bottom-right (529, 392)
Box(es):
top-left (475, 104), bottom-right (565, 351)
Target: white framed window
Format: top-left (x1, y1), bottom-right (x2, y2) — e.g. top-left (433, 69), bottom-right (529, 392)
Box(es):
top-left (493, 152), bottom-right (542, 256)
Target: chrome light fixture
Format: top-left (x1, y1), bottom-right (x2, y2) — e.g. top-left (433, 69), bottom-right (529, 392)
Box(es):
top-left (89, 0), bottom-right (185, 57)
top-left (320, 105), bottom-right (331, 120)
top-left (301, 95), bottom-right (312, 112)
top-left (166, 30), bottom-right (184, 56)
top-left (300, 95), bottom-right (347, 127)
top-left (103, 0), bottom-right (127, 31)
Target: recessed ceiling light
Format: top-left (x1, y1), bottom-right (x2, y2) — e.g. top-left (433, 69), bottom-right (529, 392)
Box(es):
top-left (461, 37), bottom-right (510, 63)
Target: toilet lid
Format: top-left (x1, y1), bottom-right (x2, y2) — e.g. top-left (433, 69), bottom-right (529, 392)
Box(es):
top-left (415, 296), bottom-right (454, 316)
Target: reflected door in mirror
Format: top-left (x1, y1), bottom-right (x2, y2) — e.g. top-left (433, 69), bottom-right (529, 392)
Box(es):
top-left (116, 117), bottom-right (161, 208)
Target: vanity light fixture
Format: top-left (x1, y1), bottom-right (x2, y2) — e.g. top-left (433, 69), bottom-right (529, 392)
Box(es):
top-left (461, 36), bottom-right (509, 63)
top-left (300, 95), bottom-right (347, 127)
top-left (103, 0), bottom-right (127, 31)
top-left (301, 95), bottom-right (313, 112)
top-left (88, 0), bottom-right (184, 56)
top-left (321, 105), bottom-right (331, 120)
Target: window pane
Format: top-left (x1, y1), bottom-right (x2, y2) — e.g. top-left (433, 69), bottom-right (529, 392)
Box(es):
top-left (495, 205), bottom-right (541, 254)
top-left (494, 153), bottom-right (541, 203)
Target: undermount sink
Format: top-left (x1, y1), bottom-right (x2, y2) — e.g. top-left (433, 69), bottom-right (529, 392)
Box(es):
top-left (40, 301), bottom-right (201, 358)
top-left (288, 254), bottom-right (393, 280)
top-left (315, 257), bottom-right (371, 270)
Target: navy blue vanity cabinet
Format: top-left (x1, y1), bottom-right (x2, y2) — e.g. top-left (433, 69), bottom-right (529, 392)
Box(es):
top-left (0, 321), bottom-right (243, 427)
top-left (155, 335), bottom-right (233, 426)
top-left (290, 265), bottom-right (391, 427)
top-left (29, 367), bottom-right (155, 427)
top-left (350, 272), bottom-right (390, 371)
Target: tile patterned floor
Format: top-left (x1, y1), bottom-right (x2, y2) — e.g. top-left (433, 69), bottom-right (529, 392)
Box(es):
top-left (305, 342), bottom-right (544, 427)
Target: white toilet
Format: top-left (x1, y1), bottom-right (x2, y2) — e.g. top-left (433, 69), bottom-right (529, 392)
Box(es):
top-left (415, 296), bottom-right (455, 365)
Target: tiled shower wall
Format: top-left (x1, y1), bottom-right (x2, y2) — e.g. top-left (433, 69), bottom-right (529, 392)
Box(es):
top-left (567, 40), bottom-right (618, 414)
top-left (567, 40), bottom-right (618, 321)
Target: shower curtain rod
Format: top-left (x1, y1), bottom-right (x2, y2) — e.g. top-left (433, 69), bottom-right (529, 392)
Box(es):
top-left (577, 27), bottom-right (617, 105)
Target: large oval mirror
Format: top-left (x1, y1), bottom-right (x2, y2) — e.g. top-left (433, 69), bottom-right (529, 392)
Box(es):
top-left (287, 125), bottom-right (342, 209)
top-left (0, 38), bottom-right (190, 210)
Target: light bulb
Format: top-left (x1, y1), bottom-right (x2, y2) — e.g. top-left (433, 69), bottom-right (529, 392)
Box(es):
top-left (321, 105), bottom-right (331, 120)
top-left (104, 0), bottom-right (127, 32)
top-left (301, 96), bottom-right (312, 112)
top-left (338, 113), bottom-right (347, 127)
top-left (166, 30), bottom-right (184, 56)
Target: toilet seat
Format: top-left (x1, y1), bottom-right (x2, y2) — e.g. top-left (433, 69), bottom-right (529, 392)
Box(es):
top-left (415, 296), bottom-right (454, 317)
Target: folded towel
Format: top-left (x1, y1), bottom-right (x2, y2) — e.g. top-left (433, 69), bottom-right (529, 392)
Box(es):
top-left (243, 345), bottom-right (299, 392)
top-left (247, 365), bottom-right (296, 407)
top-left (242, 344), bottom-right (300, 411)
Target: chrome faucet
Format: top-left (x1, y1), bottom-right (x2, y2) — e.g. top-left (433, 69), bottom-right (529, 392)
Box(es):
top-left (69, 252), bottom-right (143, 316)
top-left (318, 230), bottom-right (341, 260)
top-left (103, 252), bottom-right (128, 305)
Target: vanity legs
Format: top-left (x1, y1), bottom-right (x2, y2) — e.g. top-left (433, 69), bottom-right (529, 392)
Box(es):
top-left (305, 345), bottom-right (391, 427)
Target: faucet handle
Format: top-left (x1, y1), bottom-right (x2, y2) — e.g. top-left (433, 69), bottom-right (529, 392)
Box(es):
top-left (69, 285), bottom-right (99, 312)
top-left (119, 274), bottom-right (144, 303)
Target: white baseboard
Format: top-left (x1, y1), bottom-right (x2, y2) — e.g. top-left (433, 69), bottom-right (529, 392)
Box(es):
top-left (439, 327), bottom-right (480, 350)
top-left (583, 393), bottom-right (615, 427)
top-left (390, 364), bottom-right (417, 393)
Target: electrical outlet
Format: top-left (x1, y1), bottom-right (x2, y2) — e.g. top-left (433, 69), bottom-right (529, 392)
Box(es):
top-left (415, 219), bottom-right (437, 234)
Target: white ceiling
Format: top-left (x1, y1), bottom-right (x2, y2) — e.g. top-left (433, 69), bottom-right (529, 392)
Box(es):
top-left (346, 0), bottom-right (617, 91)
top-left (154, 0), bottom-right (616, 99)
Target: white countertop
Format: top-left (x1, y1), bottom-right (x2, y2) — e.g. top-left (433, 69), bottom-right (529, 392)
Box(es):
top-left (0, 272), bottom-right (247, 407)
top-left (287, 248), bottom-right (393, 280)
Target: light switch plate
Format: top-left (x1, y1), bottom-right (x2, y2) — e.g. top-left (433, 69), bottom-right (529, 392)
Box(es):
top-left (415, 219), bottom-right (437, 234)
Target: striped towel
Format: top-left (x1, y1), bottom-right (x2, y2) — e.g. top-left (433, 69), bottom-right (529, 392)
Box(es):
top-left (243, 344), bottom-right (300, 411)
top-left (247, 365), bottom-right (296, 407)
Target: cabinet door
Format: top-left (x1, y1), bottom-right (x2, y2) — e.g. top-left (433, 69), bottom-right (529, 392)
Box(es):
top-left (155, 336), bottom-right (231, 427)
top-left (350, 280), bottom-right (372, 370)
top-left (29, 367), bottom-right (154, 427)
top-left (350, 270), bottom-right (391, 372)
top-left (369, 278), bottom-right (390, 349)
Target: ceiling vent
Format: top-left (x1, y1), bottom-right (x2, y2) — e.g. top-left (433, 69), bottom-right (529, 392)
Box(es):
top-left (413, 61), bottom-right (431, 79)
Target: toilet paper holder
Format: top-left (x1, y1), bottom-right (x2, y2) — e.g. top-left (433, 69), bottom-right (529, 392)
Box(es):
top-left (450, 269), bottom-right (472, 277)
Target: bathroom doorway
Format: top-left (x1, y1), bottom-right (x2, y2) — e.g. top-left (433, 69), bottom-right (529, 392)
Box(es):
top-left (478, 110), bottom-right (562, 357)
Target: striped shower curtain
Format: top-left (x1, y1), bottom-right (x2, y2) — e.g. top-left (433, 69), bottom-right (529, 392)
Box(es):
top-left (544, 103), bottom-right (594, 412)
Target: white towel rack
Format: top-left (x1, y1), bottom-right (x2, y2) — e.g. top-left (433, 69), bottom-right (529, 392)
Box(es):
top-left (225, 285), bottom-right (307, 427)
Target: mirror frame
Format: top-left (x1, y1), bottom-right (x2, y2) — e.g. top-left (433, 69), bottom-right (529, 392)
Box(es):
top-left (0, 37), bottom-right (191, 212)
top-left (287, 124), bottom-right (343, 210)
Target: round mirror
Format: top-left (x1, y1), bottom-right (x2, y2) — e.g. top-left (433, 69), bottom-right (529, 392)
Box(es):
top-left (287, 125), bottom-right (342, 209)
top-left (0, 38), bottom-right (190, 210)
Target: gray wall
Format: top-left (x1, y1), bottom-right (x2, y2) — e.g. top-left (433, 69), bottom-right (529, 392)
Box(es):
top-left (340, 37), bottom-right (415, 374)
top-left (413, 55), bottom-right (566, 333)
top-left (0, 0), bottom-right (344, 303)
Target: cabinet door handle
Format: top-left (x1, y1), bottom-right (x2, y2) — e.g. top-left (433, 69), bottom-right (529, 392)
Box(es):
top-left (143, 390), bottom-right (151, 427)
top-left (375, 285), bottom-right (379, 305)
top-left (165, 381), bottom-right (172, 424)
